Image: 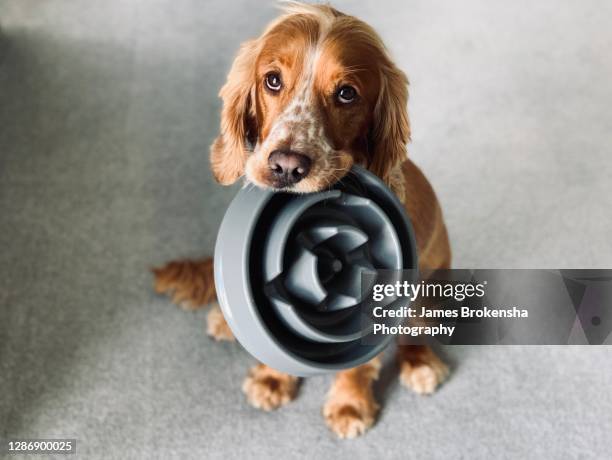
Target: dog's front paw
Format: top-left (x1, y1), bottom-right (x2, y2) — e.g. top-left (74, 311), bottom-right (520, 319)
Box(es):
top-left (242, 364), bottom-right (298, 411)
top-left (323, 399), bottom-right (378, 439)
top-left (206, 304), bottom-right (235, 341)
top-left (400, 356), bottom-right (449, 395)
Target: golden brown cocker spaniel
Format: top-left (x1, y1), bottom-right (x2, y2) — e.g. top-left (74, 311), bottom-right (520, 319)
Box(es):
top-left (154, 2), bottom-right (451, 439)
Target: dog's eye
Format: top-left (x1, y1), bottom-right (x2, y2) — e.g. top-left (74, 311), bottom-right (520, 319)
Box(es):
top-left (265, 72), bottom-right (283, 92)
top-left (337, 85), bottom-right (357, 104)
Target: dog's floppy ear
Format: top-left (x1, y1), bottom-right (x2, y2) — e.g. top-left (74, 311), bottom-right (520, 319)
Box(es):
top-left (368, 63), bottom-right (410, 199)
top-left (210, 39), bottom-right (259, 185)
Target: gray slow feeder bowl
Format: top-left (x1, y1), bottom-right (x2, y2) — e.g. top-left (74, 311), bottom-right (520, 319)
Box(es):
top-left (214, 166), bottom-right (417, 376)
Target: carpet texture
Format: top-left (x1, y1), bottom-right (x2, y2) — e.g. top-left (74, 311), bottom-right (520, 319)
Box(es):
top-left (1, 1), bottom-right (611, 458)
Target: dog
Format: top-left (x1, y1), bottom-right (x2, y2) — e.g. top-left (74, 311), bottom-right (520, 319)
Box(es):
top-left (153, 2), bottom-right (451, 439)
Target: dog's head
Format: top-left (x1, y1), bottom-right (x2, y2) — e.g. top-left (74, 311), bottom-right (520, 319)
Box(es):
top-left (210, 2), bottom-right (410, 196)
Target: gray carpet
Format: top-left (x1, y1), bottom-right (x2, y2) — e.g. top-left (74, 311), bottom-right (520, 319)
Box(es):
top-left (1, 1), bottom-right (611, 458)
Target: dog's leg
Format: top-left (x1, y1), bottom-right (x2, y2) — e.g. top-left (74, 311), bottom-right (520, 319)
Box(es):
top-left (323, 357), bottom-right (381, 439)
top-left (242, 364), bottom-right (299, 411)
top-left (206, 304), bottom-right (234, 341)
top-left (152, 257), bottom-right (234, 341)
top-left (397, 345), bottom-right (448, 395)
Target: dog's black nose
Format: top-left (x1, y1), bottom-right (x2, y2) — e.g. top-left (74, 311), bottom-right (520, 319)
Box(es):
top-left (268, 150), bottom-right (312, 186)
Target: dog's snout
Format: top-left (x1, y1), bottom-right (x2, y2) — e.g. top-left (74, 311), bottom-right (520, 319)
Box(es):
top-left (268, 150), bottom-right (312, 186)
